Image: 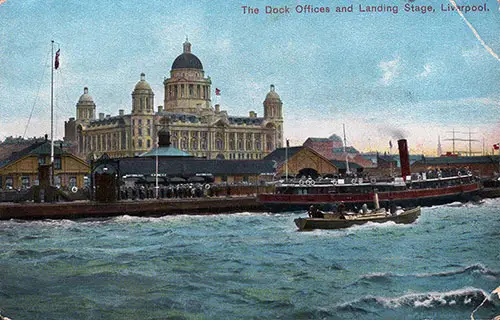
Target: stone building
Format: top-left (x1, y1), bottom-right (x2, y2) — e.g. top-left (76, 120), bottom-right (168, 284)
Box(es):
top-left (64, 40), bottom-right (284, 160)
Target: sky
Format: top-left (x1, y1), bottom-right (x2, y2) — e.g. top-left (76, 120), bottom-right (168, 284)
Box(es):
top-left (0, 0), bottom-right (499, 155)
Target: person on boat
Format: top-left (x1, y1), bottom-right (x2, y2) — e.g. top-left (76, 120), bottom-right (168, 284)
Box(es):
top-left (361, 203), bottom-right (368, 214)
top-left (337, 201), bottom-right (347, 219)
top-left (308, 205), bottom-right (324, 218)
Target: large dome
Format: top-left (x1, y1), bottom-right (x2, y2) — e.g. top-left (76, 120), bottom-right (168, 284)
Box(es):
top-left (171, 39), bottom-right (203, 70)
top-left (171, 53), bottom-right (203, 70)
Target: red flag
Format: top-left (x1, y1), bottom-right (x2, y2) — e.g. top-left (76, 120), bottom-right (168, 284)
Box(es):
top-left (494, 143), bottom-right (499, 150)
top-left (389, 140), bottom-right (393, 148)
top-left (54, 49), bottom-right (60, 69)
top-left (215, 88), bottom-right (221, 96)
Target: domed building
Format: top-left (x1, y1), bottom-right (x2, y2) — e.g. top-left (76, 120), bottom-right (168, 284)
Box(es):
top-left (64, 39), bottom-right (284, 160)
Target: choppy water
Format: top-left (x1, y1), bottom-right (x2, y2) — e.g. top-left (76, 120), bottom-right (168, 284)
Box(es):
top-left (1, 199), bottom-right (499, 319)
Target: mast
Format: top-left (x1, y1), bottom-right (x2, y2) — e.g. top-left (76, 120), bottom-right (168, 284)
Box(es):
top-left (50, 40), bottom-right (55, 185)
top-left (285, 139), bottom-right (289, 182)
top-left (343, 124), bottom-right (350, 175)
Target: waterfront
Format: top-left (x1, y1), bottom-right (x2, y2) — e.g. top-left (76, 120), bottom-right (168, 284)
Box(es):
top-left (1, 199), bottom-right (499, 319)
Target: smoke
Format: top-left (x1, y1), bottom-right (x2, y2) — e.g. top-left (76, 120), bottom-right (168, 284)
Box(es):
top-left (377, 125), bottom-right (408, 140)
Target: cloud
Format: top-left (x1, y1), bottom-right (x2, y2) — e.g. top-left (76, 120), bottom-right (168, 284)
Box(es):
top-left (378, 57), bottom-right (401, 86)
top-left (417, 63), bottom-right (432, 78)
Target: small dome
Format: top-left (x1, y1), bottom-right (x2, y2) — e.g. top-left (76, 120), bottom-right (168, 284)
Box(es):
top-left (78, 87), bottom-right (94, 103)
top-left (171, 40), bottom-right (203, 70)
top-left (134, 73), bottom-right (152, 91)
top-left (265, 84), bottom-right (281, 101)
top-left (329, 134), bottom-right (343, 142)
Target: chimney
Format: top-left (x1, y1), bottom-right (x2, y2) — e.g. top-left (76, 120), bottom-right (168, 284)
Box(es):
top-left (249, 111), bottom-right (256, 118)
top-left (99, 113), bottom-right (104, 120)
top-left (119, 109), bottom-right (124, 116)
top-left (398, 139), bottom-right (411, 181)
top-left (215, 104), bottom-right (220, 113)
top-left (106, 114), bottom-right (110, 118)
top-left (158, 105), bottom-right (164, 112)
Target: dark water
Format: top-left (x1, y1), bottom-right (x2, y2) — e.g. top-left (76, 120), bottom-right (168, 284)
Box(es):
top-left (1, 199), bottom-right (499, 319)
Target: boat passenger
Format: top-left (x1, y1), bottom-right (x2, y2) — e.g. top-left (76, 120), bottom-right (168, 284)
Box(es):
top-left (337, 202), bottom-right (346, 219)
top-left (361, 203), bottom-right (368, 214)
top-left (308, 205), bottom-right (324, 218)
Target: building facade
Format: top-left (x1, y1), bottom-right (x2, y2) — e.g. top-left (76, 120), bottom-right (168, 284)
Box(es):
top-left (65, 40), bottom-right (284, 160)
top-left (0, 139), bottom-right (90, 190)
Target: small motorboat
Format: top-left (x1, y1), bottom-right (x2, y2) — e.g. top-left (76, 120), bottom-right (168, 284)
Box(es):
top-left (294, 206), bottom-right (421, 231)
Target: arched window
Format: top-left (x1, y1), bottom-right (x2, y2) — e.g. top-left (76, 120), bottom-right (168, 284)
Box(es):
top-left (191, 139), bottom-right (198, 150)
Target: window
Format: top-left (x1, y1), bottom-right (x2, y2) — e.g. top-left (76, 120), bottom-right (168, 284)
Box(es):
top-left (147, 139), bottom-right (151, 148)
top-left (69, 177), bottom-right (77, 188)
top-left (138, 128), bottom-right (142, 136)
top-left (5, 177), bottom-right (13, 190)
top-left (54, 175), bottom-right (61, 188)
top-left (138, 139), bottom-right (143, 148)
top-left (121, 132), bottom-right (126, 150)
top-left (0, 176), bottom-right (2, 189)
top-left (38, 157), bottom-right (46, 165)
top-left (216, 139), bottom-right (223, 150)
top-left (54, 157), bottom-right (62, 170)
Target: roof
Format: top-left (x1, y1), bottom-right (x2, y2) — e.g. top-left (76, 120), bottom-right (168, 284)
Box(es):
top-left (413, 155), bottom-right (500, 165)
top-left (330, 160), bottom-right (362, 170)
top-left (263, 146), bottom-right (303, 163)
top-left (0, 140), bottom-right (66, 169)
top-left (332, 146), bottom-right (358, 154)
top-left (228, 116), bottom-right (264, 126)
top-left (172, 53), bottom-right (203, 70)
top-left (117, 158), bottom-right (275, 176)
top-left (139, 146), bottom-right (193, 158)
top-left (157, 112), bottom-right (201, 124)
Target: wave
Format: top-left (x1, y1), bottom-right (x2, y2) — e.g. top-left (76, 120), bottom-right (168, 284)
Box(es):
top-left (351, 263), bottom-right (498, 286)
top-left (337, 287), bottom-right (489, 311)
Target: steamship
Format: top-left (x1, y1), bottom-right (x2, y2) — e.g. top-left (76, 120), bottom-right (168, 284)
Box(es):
top-left (257, 139), bottom-right (482, 212)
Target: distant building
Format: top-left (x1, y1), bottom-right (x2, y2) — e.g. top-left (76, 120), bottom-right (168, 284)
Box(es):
top-left (0, 136), bottom-right (45, 161)
top-left (264, 146), bottom-right (339, 178)
top-left (65, 39), bottom-right (284, 160)
top-left (411, 155), bottom-right (500, 178)
top-left (302, 134), bottom-right (374, 168)
top-left (0, 138), bottom-right (89, 190)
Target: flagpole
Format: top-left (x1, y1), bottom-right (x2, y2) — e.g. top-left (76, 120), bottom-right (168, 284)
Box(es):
top-left (285, 139), bottom-right (288, 182)
top-left (155, 147), bottom-right (159, 198)
top-left (50, 40), bottom-right (54, 186)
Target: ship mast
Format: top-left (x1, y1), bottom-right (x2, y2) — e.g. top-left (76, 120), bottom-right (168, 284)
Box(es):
top-left (50, 40), bottom-right (55, 185)
top-left (343, 124), bottom-right (350, 175)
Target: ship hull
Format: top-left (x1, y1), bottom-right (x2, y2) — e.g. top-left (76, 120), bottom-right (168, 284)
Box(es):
top-left (258, 183), bottom-right (481, 212)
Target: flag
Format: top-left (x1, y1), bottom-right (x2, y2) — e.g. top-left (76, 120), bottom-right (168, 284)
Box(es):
top-left (286, 139), bottom-right (290, 148)
top-left (494, 143), bottom-right (499, 150)
top-left (54, 49), bottom-right (60, 69)
top-left (215, 88), bottom-right (221, 96)
top-left (389, 140), bottom-right (393, 148)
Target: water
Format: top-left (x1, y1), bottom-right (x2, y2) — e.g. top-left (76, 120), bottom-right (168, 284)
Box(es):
top-left (1, 199), bottom-right (499, 319)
